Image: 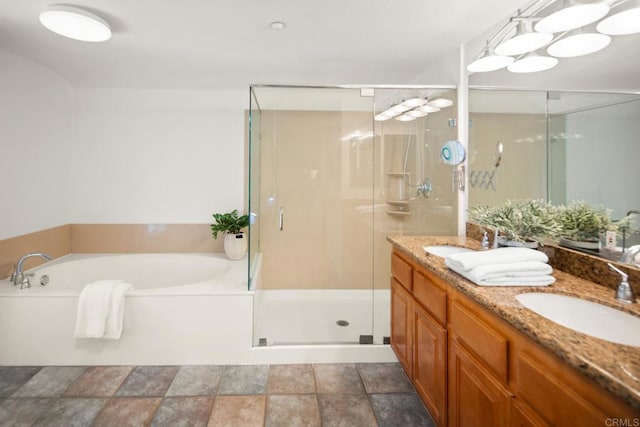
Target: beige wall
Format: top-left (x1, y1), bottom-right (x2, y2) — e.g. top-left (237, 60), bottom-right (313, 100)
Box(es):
top-left (258, 110), bottom-right (374, 290)
top-left (257, 107), bottom-right (457, 290)
top-left (0, 224), bottom-right (222, 280)
top-left (468, 113), bottom-right (547, 208)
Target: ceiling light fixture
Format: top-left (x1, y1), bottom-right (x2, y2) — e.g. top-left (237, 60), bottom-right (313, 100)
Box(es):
top-left (407, 110), bottom-right (430, 118)
top-left (507, 51), bottom-right (559, 73)
top-left (467, 0), bottom-right (640, 75)
top-left (270, 21), bottom-right (286, 30)
top-left (427, 98), bottom-right (453, 108)
top-left (534, 1), bottom-right (610, 33)
top-left (547, 29), bottom-right (611, 57)
top-left (495, 21), bottom-right (553, 56)
top-left (374, 112), bottom-right (394, 121)
top-left (39, 5), bottom-right (111, 42)
top-left (596, 0), bottom-right (640, 35)
top-left (395, 114), bottom-right (416, 122)
top-left (388, 103), bottom-right (413, 115)
top-left (400, 97), bottom-right (428, 108)
top-left (467, 46), bottom-right (514, 73)
top-left (375, 96), bottom-right (452, 122)
top-left (419, 104), bottom-right (441, 113)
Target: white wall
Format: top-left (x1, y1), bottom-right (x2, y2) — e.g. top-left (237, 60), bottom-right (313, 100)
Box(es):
top-left (70, 88), bottom-right (246, 223)
top-left (0, 48), bottom-right (73, 240)
top-left (565, 101), bottom-right (640, 219)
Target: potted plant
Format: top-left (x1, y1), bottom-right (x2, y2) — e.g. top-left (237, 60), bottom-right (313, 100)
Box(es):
top-left (211, 209), bottom-right (250, 260)
top-left (556, 200), bottom-right (615, 250)
top-left (469, 199), bottom-right (560, 248)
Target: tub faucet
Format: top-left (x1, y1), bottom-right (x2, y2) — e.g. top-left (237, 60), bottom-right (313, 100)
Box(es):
top-left (12, 253), bottom-right (52, 289)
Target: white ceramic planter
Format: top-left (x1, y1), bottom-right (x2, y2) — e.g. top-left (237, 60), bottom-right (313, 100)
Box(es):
top-left (224, 233), bottom-right (247, 260)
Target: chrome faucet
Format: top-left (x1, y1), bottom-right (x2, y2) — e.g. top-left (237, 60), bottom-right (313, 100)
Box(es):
top-left (621, 245), bottom-right (640, 268)
top-left (607, 263), bottom-right (636, 304)
top-left (11, 253), bottom-right (52, 289)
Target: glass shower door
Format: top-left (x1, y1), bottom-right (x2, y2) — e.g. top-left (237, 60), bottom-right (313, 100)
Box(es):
top-left (248, 87), bottom-right (261, 291)
top-left (250, 86), bottom-right (376, 346)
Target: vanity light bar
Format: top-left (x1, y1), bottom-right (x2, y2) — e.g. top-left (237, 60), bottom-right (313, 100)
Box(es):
top-left (467, 0), bottom-right (639, 74)
top-left (375, 97), bottom-right (453, 122)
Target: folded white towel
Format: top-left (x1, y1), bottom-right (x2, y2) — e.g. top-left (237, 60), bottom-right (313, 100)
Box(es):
top-left (445, 247), bottom-right (548, 272)
top-left (446, 260), bottom-right (553, 281)
top-left (75, 280), bottom-right (134, 339)
top-left (446, 261), bottom-right (555, 287)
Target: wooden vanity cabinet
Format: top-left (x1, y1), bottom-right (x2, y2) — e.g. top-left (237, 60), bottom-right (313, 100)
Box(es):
top-left (391, 278), bottom-right (413, 376)
top-left (389, 248), bottom-right (639, 427)
top-left (448, 338), bottom-right (512, 427)
top-left (448, 289), bottom-right (513, 426)
top-left (391, 250), bottom-right (448, 426)
top-left (413, 299), bottom-right (447, 426)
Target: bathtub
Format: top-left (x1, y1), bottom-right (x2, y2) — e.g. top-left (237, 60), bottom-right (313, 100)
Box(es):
top-left (0, 253), bottom-right (396, 365)
top-left (0, 254), bottom-right (253, 366)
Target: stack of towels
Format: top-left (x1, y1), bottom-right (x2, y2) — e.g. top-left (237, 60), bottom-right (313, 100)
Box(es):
top-left (74, 280), bottom-right (134, 339)
top-left (445, 247), bottom-right (555, 287)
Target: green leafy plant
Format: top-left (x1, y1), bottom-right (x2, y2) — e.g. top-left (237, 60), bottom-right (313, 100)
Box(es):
top-left (469, 199), bottom-right (561, 243)
top-left (210, 209), bottom-right (249, 239)
top-left (557, 200), bottom-right (614, 242)
top-left (615, 211), bottom-right (640, 235)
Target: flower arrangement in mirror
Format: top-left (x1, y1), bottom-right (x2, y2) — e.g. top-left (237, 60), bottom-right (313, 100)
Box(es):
top-left (469, 199), bottom-right (561, 248)
top-left (556, 200), bottom-right (615, 251)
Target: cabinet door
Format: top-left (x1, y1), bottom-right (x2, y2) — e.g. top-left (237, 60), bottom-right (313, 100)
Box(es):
top-left (517, 351), bottom-right (612, 426)
top-left (449, 338), bottom-right (512, 427)
top-left (413, 303), bottom-right (447, 427)
top-left (511, 399), bottom-right (548, 427)
top-left (391, 278), bottom-right (413, 376)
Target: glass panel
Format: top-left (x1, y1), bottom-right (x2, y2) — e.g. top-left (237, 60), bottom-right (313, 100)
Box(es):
top-left (249, 86), bottom-right (459, 347)
top-left (468, 90), bottom-right (548, 208)
top-left (548, 92), bottom-right (640, 219)
top-left (250, 86), bottom-right (375, 346)
top-left (468, 88), bottom-right (640, 259)
top-left (372, 88), bottom-right (458, 343)
top-left (248, 88), bottom-right (261, 291)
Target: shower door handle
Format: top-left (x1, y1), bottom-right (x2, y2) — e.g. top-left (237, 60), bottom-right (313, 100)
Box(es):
top-left (279, 207), bottom-right (284, 231)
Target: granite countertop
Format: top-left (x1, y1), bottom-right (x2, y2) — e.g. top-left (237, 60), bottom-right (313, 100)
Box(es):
top-left (388, 235), bottom-right (640, 412)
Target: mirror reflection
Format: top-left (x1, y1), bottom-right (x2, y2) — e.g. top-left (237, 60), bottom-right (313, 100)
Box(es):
top-left (468, 88), bottom-right (640, 265)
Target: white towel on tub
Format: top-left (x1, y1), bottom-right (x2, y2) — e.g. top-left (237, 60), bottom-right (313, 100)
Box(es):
top-left (75, 280), bottom-right (134, 339)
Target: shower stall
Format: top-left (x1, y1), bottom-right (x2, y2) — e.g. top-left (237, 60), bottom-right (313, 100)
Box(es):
top-left (248, 85), bottom-right (458, 347)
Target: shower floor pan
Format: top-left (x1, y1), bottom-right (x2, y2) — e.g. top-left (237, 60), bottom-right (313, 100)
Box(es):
top-left (253, 289), bottom-right (390, 346)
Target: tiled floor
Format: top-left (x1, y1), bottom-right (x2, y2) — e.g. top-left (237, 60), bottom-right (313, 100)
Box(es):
top-left (0, 363), bottom-right (435, 426)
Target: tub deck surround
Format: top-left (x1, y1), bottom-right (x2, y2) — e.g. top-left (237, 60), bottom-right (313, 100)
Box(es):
top-left (387, 235), bottom-right (640, 411)
top-left (0, 223), bottom-right (223, 281)
top-left (0, 253), bottom-right (253, 366)
top-left (0, 253), bottom-right (397, 365)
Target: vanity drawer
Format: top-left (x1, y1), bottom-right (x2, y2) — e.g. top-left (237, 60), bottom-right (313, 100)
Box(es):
top-left (391, 252), bottom-right (413, 291)
top-left (450, 298), bottom-right (509, 382)
top-left (413, 269), bottom-right (447, 325)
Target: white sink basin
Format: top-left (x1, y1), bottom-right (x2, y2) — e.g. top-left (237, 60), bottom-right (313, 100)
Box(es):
top-left (516, 293), bottom-right (640, 347)
top-left (424, 245), bottom-right (473, 257)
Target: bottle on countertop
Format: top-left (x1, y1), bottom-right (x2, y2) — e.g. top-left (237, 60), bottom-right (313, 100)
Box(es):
top-left (481, 231), bottom-right (490, 249)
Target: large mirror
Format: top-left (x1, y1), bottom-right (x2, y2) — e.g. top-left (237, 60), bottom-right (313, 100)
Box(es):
top-left (468, 88), bottom-right (640, 262)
